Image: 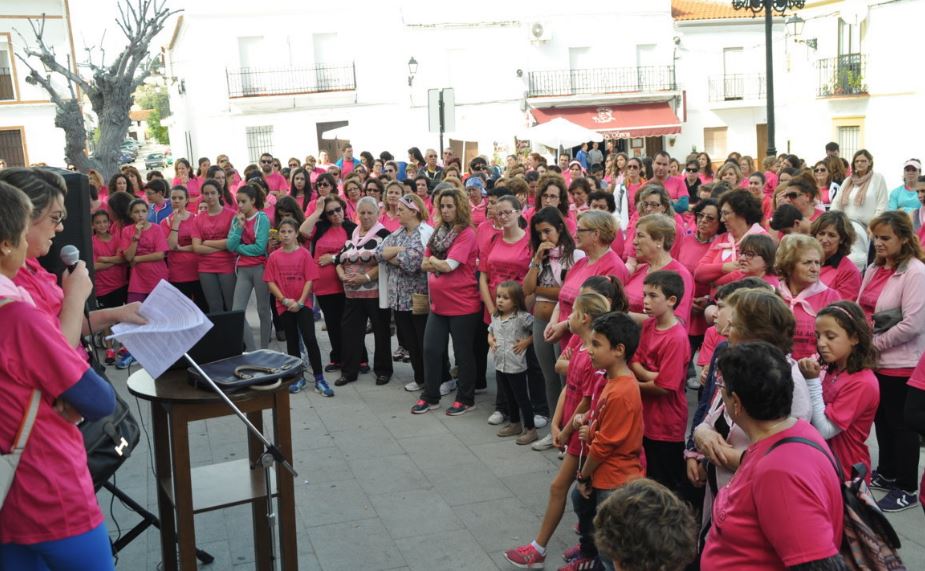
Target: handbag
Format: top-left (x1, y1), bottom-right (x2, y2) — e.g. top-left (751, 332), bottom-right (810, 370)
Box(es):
top-left (411, 293), bottom-right (430, 315)
top-left (871, 308), bottom-right (902, 334)
top-left (188, 350), bottom-right (303, 392)
top-left (80, 381), bottom-right (141, 490)
top-left (0, 390), bottom-right (41, 508)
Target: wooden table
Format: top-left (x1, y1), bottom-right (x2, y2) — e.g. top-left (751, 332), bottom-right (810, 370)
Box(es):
top-left (128, 369), bottom-right (298, 571)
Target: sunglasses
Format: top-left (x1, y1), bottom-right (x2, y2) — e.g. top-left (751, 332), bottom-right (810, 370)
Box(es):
top-left (686, 167), bottom-right (699, 173)
top-left (260, 159), bottom-right (272, 164)
top-left (784, 192), bottom-right (800, 200)
top-left (814, 168), bottom-right (827, 173)
top-left (318, 182), bottom-right (332, 187)
top-left (325, 207), bottom-right (343, 216)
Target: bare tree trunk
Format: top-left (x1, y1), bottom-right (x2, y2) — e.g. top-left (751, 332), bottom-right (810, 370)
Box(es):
top-left (54, 98), bottom-right (96, 173)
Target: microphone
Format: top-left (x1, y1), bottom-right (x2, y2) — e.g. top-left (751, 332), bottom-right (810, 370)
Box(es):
top-left (60, 244), bottom-right (81, 272)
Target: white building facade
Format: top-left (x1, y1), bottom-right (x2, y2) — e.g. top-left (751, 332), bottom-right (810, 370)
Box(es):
top-left (0, 0), bottom-right (75, 167)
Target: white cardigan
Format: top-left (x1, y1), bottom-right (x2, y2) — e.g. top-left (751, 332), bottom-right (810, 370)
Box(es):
top-left (831, 171), bottom-right (887, 270)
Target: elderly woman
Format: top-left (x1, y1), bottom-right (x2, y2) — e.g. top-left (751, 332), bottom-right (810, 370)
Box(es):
top-left (831, 149), bottom-right (888, 229)
top-left (377, 194), bottom-right (433, 392)
top-left (857, 211), bottom-right (925, 512)
top-left (623, 184), bottom-right (686, 268)
top-left (811, 210), bottom-right (862, 300)
top-left (0, 181), bottom-right (120, 570)
top-left (411, 188), bottom-right (482, 416)
top-left (544, 210), bottom-right (629, 348)
top-left (774, 234), bottom-right (841, 360)
top-left (334, 196), bottom-right (393, 386)
top-left (699, 342), bottom-right (844, 570)
top-left (888, 158), bottom-right (922, 214)
top-left (694, 189), bottom-right (766, 291)
top-left (624, 214), bottom-right (694, 327)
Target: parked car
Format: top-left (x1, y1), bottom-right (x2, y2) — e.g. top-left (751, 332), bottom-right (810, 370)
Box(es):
top-left (144, 152), bottom-right (167, 170)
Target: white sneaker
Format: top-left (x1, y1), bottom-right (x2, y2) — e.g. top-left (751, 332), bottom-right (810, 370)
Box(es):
top-left (532, 433), bottom-right (555, 451)
top-left (404, 380), bottom-right (424, 392)
top-left (487, 410), bottom-right (506, 425)
top-left (558, 449), bottom-right (566, 459)
top-left (686, 376), bottom-right (701, 390)
top-left (533, 415), bottom-right (549, 429)
top-left (439, 379), bottom-right (457, 396)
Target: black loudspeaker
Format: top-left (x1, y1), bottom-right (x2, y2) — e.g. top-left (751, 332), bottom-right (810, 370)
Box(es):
top-left (37, 167), bottom-right (95, 290)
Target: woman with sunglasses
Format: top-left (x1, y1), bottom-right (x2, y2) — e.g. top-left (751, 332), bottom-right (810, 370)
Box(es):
top-left (304, 173), bottom-right (336, 216)
top-left (301, 195), bottom-right (357, 374)
top-left (812, 160), bottom-right (835, 206)
top-left (624, 157), bottom-right (646, 218)
top-left (778, 177), bottom-right (824, 224)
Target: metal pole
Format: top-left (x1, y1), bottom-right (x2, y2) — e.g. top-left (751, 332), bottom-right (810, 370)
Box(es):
top-left (764, 1), bottom-right (777, 157)
top-left (438, 90), bottom-right (445, 158)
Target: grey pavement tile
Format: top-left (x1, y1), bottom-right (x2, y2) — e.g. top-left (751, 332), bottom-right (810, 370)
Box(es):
top-left (315, 400), bottom-right (386, 434)
top-left (469, 440), bottom-right (561, 479)
top-left (349, 454), bottom-right (433, 496)
top-left (294, 446), bottom-right (352, 486)
top-left (453, 497), bottom-right (544, 553)
top-left (419, 461), bottom-right (513, 507)
top-left (500, 469), bottom-right (569, 519)
top-left (307, 518), bottom-right (407, 571)
top-left (370, 488), bottom-right (464, 540)
top-left (296, 478), bottom-right (377, 528)
top-left (395, 528), bottom-right (501, 571)
top-left (377, 409), bottom-right (451, 440)
top-left (331, 426), bottom-right (405, 460)
top-left (400, 433), bottom-right (480, 469)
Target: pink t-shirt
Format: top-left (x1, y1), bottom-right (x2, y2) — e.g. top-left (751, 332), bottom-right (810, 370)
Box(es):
top-left (476, 220), bottom-right (502, 265)
top-left (820, 255), bottom-right (862, 301)
top-left (557, 251), bottom-right (629, 347)
top-left (161, 215), bottom-right (199, 283)
top-left (470, 199), bottom-right (488, 227)
top-left (821, 368), bottom-right (879, 482)
top-left (92, 233), bottom-right (127, 296)
top-left (623, 259), bottom-right (694, 330)
top-left (631, 318), bottom-right (691, 441)
top-left (120, 223), bottom-right (169, 294)
top-left (379, 210), bottom-right (401, 233)
top-left (232, 213), bottom-right (268, 268)
top-left (263, 247), bottom-right (320, 313)
top-left (264, 171), bottom-right (289, 193)
top-left (192, 208), bottom-right (236, 274)
top-left (659, 175), bottom-right (689, 205)
top-left (701, 420), bottom-right (843, 570)
top-left (0, 302), bottom-right (103, 544)
top-left (857, 266), bottom-right (894, 319)
top-left (907, 351), bottom-right (925, 391)
top-left (787, 285), bottom-right (842, 360)
top-left (427, 226), bottom-right (481, 316)
top-left (676, 234), bottom-right (714, 335)
top-left (13, 258), bottom-right (64, 322)
top-left (311, 226), bottom-right (348, 296)
top-left (480, 232), bottom-right (531, 323)
top-left (697, 326), bottom-right (725, 367)
top-left (172, 176), bottom-right (202, 206)
top-left (560, 335), bottom-right (604, 456)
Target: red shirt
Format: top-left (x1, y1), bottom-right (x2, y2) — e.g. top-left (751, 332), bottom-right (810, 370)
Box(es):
top-left (427, 226), bottom-right (481, 316)
top-left (822, 368), bottom-right (879, 482)
top-left (480, 232), bottom-right (531, 323)
top-left (697, 326), bottom-right (726, 367)
top-left (192, 208), bottom-right (236, 274)
top-left (586, 375), bottom-right (645, 489)
top-left (311, 226), bottom-right (348, 296)
top-left (858, 266), bottom-right (894, 319)
top-left (0, 302), bottom-right (102, 544)
top-left (92, 234), bottom-right (127, 296)
top-left (476, 220), bottom-right (502, 265)
top-left (161, 214), bottom-right (199, 283)
top-left (264, 247), bottom-right (320, 313)
top-left (557, 250), bottom-right (629, 347)
top-left (659, 175), bottom-right (688, 204)
top-left (820, 254), bottom-right (862, 301)
top-left (632, 318), bottom-right (691, 441)
top-left (701, 420), bottom-right (843, 570)
top-left (788, 285), bottom-right (842, 360)
top-left (120, 223), bottom-right (169, 294)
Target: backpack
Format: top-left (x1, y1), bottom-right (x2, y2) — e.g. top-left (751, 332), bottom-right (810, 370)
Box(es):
top-left (767, 436), bottom-right (906, 571)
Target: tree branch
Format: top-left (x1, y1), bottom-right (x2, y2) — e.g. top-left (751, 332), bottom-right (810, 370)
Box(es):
top-left (13, 52), bottom-right (67, 108)
top-left (13, 16), bottom-right (94, 97)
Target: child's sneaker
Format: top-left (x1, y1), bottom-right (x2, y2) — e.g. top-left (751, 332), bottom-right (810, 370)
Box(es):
top-left (503, 543), bottom-right (546, 569)
top-left (562, 543), bottom-right (582, 563)
top-left (445, 401), bottom-right (475, 416)
top-left (411, 399), bottom-right (438, 414)
top-left (288, 378), bottom-right (307, 394)
top-left (439, 378), bottom-right (457, 396)
top-left (105, 348), bottom-right (116, 365)
top-left (314, 378), bottom-right (334, 397)
top-left (115, 352), bottom-right (136, 370)
top-left (404, 380), bottom-right (424, 392)
top-left (558, 556), bottom-right (604, 571)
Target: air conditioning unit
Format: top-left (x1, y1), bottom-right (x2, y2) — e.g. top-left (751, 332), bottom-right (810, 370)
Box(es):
top-left (528, 21), bottom-right (551, 43)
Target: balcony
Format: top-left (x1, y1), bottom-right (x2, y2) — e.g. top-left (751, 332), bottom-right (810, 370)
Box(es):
top-left (527, 66), bottom-right (676, 98)
top-left (816, 54), bottom-right (867, 97)
top-left (226, 63), bottom-right (356, 98)
top-left (0, 67), bottom-right (14, 100)
top-left (708, 73), bottom-right (766, 103)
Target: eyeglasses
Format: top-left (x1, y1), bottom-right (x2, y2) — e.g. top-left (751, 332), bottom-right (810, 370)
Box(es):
top-left (385, 168), bottom-right (395, 173)
top-left (48, 211), bottom-right (67, 225)
top-left (814, 168), bottom-right (827, 173)
top-left (695, 213), bottom-right (717, 222)
top-left (318, 182), bottom-right (331, 187)
top-left (427, 154), bottom-right (437, 158)
top-left (720, 209), bottom-right (734, 218)
top-left (541, 194), bottom-right (559, 200)
top-left (739, 251), bottom-right (756, 259)
top-left (495, 209), bottom-right (517, 218)
top-left (325, 207), bottom-right (343, 216)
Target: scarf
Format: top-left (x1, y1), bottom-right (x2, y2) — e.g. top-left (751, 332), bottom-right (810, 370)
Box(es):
top-left (838, 170), bottom-right (873, 209)
top-left (341, 221), bottom-right (386, 263)
top-left (427, 224), bottom-right (461, 260)
top-left (710, 223), bottom-right (766, 263)
top-left (0, 273), bottom-right (35, 306)
top-left (778, 279), bottom-right (829, 317)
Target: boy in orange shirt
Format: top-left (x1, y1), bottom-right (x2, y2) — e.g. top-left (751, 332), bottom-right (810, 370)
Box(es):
top-left (568, 312), bottom-right (644, 571)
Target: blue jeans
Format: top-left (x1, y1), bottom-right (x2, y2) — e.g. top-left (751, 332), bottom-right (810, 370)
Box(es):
top-left (1, 522), bottom-right (114, 571)
top-left (571, 485), bottom-right (617, 571)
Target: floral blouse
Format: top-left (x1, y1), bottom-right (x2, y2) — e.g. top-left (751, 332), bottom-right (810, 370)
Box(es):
top-left (375, 225), bottom-right (428, 312)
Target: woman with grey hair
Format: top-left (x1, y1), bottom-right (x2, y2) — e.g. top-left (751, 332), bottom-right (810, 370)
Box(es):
top-left (334, 196), bottom-right (394, 386)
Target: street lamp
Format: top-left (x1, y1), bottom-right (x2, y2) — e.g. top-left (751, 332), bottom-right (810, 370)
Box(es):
top-left (407, 57), bottom-right (418, 87)
top-left (785, 15), bottom-right (818, 49)
top-left (731, 0), bottom-right (806, 157)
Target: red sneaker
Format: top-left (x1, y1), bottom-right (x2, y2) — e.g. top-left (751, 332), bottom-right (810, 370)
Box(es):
top-left (503, 543), bottom-right (546, 569)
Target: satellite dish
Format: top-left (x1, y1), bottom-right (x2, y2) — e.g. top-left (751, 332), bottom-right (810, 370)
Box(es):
top-left (532, 22), bottom-right (545, 38)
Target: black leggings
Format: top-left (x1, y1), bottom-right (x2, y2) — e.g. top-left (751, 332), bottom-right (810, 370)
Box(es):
top-left (875, 372), bottom-right (920, 492)
top-left (497, 370), bottom-right (535, 429)
top-left (395, 310), bottom-right (427, 384)
top-left (171, 280), bottom-right (209, 314)
top-left (316, 293), bottom-right (346, 364)
top-left (341, 298), bottom-right (391, 380)
top-left (278, 307), bottom-right (323, 376)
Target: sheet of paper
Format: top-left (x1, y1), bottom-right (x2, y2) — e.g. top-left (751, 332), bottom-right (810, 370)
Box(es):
top-left (110, 280), bottom-right (213, 379)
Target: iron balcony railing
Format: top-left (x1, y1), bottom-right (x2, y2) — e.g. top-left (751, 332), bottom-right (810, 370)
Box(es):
top-left (527, 65), bottom-right (676, 97)
top-left (708, 73), bottom-right (766, 102)
top-left (226, 63), bottom-right (356, 98)
top-left (816, 54), bottom-right (867, 97)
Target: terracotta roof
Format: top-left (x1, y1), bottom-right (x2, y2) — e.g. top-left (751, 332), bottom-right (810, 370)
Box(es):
top-left (672, 0), bottom-right (758, 21)
top-left (129, 109), bottom-right (152, 122)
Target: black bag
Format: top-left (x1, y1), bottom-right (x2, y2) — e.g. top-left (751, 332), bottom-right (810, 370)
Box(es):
top-left (80, 379), bottom-right (141, 491)
top-left (188, 350), bottom-right (303, 392)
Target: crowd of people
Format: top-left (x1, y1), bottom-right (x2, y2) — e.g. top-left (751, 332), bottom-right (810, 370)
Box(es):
top-left (3, 138), bottom-right (925, 570)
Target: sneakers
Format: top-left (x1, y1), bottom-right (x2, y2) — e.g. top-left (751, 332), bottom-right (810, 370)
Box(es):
top-left (404, 380), bottom-right (424, 392)
top-left (105, 348), bottom-right (116, 365)
top-left (562, 543), bottom-right (582, 563)
top-left (446, 401), bottom-right (475, 416)
top-left (115, 352), bottom-right (136, 370)
top-left (324, 362), bottom-right (341, 373)
top-left (393, 347), bottom-right (404, 361)
top-left (516, 428), bottom-right (539, 446)
top-left (275, 329), bottom-right (286, 342)
top-left (289, 378), bottom-right (307, 394)
top-left (503, 543), bottom-right (546, 569)
top-left (487, 411), bottom-right (506, 425)
top-left (558, 556), bottom-right (604, 571)
top-left (411, 399), bottom-right (438, 414)
top-left (534, 415), bottom-right (549, 429)
top-left (686, 376), bottom-right (701, 390)
top-left (359, 361), bottom-right (371, 374)
top-left (439, 379), bottom-right (457, 396)
top-left (532, 433), bottom-right (555, 451)
top-left (877, 488), bottom-right (919, 512)
top-left (497, 423), bottom-right (523, 438)
top-left (870, 471), bottom-right (896, 491)
top-left (314, 378), bottom-right (335, 397)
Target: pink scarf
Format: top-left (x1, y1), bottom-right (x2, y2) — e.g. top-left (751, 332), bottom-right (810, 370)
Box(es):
top-left (778, 279), bottom-right (829, 317)
top-left (0, 273), bottom-right (35, 306)
top-left (710, 223), bottom-right (766, 263)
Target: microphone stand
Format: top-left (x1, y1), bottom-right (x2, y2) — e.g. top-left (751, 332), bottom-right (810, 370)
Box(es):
top-left (183, 353), bottom-right (297, 571)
